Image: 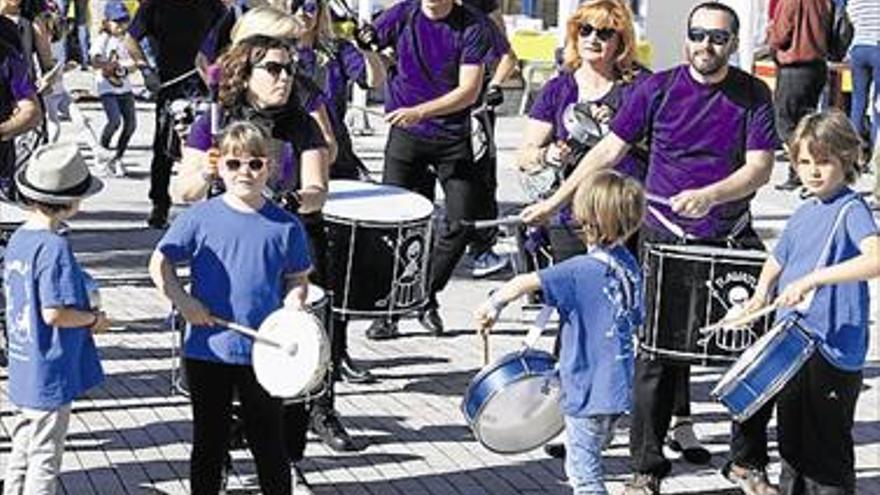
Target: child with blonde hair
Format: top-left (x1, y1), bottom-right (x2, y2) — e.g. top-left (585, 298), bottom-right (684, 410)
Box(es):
top-left (475, 170), bottom-right (645, 494)
top-left (744, 109), bottom-right (880, 494)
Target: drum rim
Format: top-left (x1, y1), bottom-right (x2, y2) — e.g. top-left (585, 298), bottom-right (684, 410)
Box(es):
top-left (466, 348), bottom-right (557, 391)
top-left (462, 361), bottom-right (564, 454)
top-left (637, 343), bottom-right (737, 366)
top-left (645, 242), bottom-right (767, 260)
top-left (323, 213), bottom-right (433, 228)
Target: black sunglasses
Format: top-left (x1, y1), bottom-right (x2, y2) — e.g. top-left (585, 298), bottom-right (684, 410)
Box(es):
top-left (223, 157), bottom-right (266, 172)
top-left (687, 27), bottom-right (733, 46)
top-left (254, 61), bottom-right (295, 79)
top-left (579, 23), bottom-right (617, 42)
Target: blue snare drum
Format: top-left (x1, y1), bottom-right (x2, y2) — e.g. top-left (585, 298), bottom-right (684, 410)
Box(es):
top-left (711, 316), bottom-right (815, 422)
top-left (461, 348), bottom-right (563, 454)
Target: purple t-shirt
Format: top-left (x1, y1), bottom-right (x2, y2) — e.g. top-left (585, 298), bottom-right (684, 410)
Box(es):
top-left (529, 70), bottom-right (648, 181)
top-left (375, 0), bottom-right (491, 141)
top-left (610, 65), bottom-right (777, 239)
top-left (0, 48), bottom-right (35, 121)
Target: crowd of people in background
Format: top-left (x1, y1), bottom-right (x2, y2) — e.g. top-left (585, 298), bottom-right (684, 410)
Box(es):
top-left (0, 0), bottom-right (879, 495)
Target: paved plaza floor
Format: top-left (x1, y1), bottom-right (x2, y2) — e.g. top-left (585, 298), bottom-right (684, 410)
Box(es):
top-left (0, 87), bottom-right (877, 494)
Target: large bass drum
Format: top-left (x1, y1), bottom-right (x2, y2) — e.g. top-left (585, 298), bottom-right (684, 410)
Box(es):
top-left (323, 180), bottom-right (434, 318)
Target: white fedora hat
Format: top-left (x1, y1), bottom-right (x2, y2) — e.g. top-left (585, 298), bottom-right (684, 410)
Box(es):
top-left (15, 142), bottom-right (103, 204)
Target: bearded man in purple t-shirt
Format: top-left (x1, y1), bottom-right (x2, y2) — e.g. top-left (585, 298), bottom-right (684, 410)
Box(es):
top-left (364, 0), bottom-right (493, 339)
top-left (523, 3), bottom-right (780, 495)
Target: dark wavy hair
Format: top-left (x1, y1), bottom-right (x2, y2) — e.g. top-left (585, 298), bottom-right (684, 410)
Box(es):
top-left (217, 35), bottom-right (291, 109)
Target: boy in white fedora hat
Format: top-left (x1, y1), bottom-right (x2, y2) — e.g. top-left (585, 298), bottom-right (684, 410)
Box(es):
top-left (2, 142), bottom-right (109, 495)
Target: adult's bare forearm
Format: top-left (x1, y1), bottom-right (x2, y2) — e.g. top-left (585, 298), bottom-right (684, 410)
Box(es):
top-left (0, 100), bottom-right (41, 138)
top-left (415, 85), bottom-right (480, 119)
top-left (703, 154), bottom-right (773, 205)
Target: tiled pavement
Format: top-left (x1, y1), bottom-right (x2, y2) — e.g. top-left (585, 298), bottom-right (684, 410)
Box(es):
top-left (0, 81), bottom-right (878, 494)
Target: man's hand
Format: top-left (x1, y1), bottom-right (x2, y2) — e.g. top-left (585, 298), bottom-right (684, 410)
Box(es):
top-left (177, 295), bottom-right (214, 326)
top-left (670, 188), bottom-right (716, 218)
top-left (485, 84), bottom-right (503, 108)
top-left (386, 107), bottom-right (424, 127)
top-left (354, 23), bottom-right (379, 52)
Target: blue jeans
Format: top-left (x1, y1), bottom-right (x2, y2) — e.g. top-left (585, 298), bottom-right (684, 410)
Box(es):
top-left (849, 44), bottom-right (880, 147)
top-left (564, 414), bottom-right (620, 495)
top-left (99, 93), bottom-right (137, 158)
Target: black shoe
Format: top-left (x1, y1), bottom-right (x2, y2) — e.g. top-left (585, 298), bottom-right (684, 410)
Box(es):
top-left (418, 307), bottom-right (444, 336)
top-left (310, 411), bottom-right (355, 452)
top-left (366, 319), bottom-right (398, 340)
top-left (340, 357), bottom-right (376, 384)
top-left (147, 205), bottom-right (168, 229)
top-left (774, 177), bottom-right (802, 191)
top-left (543, 442), bottom-right (565, 459)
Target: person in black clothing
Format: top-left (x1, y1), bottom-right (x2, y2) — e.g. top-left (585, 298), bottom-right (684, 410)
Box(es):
top-left (124, 0), bottom-right (225, 229)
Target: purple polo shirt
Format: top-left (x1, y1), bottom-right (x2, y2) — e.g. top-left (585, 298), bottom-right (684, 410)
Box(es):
top-left (529, 70), bottom-right (649, 181)
top-left (374, 0), bottom-right (491, 141)
top-left (609, 65), bottom-right (777, 239)
top-left (0, 49), bottom-right (35, 120)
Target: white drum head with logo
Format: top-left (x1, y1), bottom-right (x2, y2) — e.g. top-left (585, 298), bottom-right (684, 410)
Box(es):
top-left (323, 180), bottom-right (434, 223)
top-left (252, 308), bottom-right (330, 398)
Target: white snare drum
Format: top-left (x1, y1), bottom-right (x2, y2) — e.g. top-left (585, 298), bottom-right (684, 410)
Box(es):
top-left (324, 180), bottom-right (434, 318)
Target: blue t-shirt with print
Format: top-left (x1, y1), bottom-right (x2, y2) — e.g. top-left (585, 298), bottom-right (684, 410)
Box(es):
top-left (539, 245), bottom-right (644, 417)
top-left (156, 197), bottom-right (312, 365)
top-left (773, 187), bottom-right (878, 371)
top-left (3, 229), bottom-right (104, 410)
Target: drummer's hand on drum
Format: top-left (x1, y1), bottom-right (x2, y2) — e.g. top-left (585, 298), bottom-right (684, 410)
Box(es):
top-left (670, 188), bottom-right (716, 218)
top-left (386, 106), bottom-right (424, 128)
top-left (774, 276), bottom-right (816, 309)
top-left (177, 295), bottom-right (215, 327)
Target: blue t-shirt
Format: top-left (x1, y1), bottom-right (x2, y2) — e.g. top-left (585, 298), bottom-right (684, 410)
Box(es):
top-left (156, 197), bottom-right (312, 365)
top-left (772, 187), bottom-right (878, 371)
top-left (539, 245), bottom-right (644, 417)
top-left (3, 228), bottom-right (105, 410)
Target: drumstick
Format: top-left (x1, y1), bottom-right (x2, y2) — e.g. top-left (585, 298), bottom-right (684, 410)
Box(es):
top-left (214, 317), bottom-right (298, 355)
top-left (699, 303), bottom-right (778, 335)
top-left (349, 105), bottom-right (386, 118)
top-left (481, 331), bottom-right (489, 366)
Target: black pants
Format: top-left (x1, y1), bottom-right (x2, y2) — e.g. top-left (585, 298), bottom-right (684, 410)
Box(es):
top-left (383, 127), bottom-right (491, 304)
top-left (778, 353), bottom-right (861, 495)
top-left (284, 212), bottom-right (346, 462)
top-left (630, 226), bottom-right (773, 477)
top-left (468, 107), bottom-right (499, 256)
top-left (186, 358), bottom-right (290, 495)
top-left (775, 61), bottom-right (827, 143)
top-left (149, 78), bottom-right (204, 213)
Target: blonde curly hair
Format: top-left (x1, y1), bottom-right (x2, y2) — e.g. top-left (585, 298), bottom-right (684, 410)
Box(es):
top-left (562, 0), bottom-right (638, 82)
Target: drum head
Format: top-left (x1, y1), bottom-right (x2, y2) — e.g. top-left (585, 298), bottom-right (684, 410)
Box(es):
top-left (475, 375), bottom-right (564, 454)
top-left (252, 309), bottom-right (330, 398)
top-left (323, 180), bottom-right (434, 223)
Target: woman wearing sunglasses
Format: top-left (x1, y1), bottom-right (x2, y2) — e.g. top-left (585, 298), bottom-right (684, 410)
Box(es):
top-left (517, 0), bottom-right (647, 261)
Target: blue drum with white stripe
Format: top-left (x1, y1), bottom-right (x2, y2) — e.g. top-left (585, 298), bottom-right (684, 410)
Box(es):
top-left (461, 348), bottom-right (563, 454)
top-left (712, 316), bottom-right (815, 422)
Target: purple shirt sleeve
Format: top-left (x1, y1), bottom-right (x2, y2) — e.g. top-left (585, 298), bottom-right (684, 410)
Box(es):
top-left (745, 81), bottom-right (778, 151)
top-left (338, 41), bottom-right (367, 88)
top-left (460, 17), bottom-right (490, 65)
top-left (186, 115), bottom-right (212, 151)
top-left (374, 1), bottom-right (409, 50)
top-left (484, 18), bottom-right (510, 63)
top-left (528, 75), bottom-right (563, 124)
top-left (8, 52), bottom-right (35, 101)
top-left (128, 0), bottom-right (153, 40)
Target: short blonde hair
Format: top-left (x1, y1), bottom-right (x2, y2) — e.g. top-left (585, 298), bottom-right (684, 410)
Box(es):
top-left (572, 170), bottom-right (644, 246)
top-left (562, 0), bottom-right (638, 81)
top-left (219, 121), bottom-right (270, 158)
top-left (230, 6), bottom-right (302, 45)
top-left (789, 110), bottom-right (863, 183)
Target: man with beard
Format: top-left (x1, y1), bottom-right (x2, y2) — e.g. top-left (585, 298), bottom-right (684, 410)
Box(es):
top-left (522, 3), bottom-right (778, 494)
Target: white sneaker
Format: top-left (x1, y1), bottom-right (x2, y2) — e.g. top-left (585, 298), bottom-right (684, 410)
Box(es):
top-left (107, 157), bottom-right (127, 177)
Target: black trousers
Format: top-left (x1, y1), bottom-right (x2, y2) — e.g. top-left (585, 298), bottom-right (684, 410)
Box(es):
top-left (778, 353), bottom-right (861, 495)
top-left (775, 61), bottom-right (828, 143)
top-left (283, 212), bottom-right (347, 462)
top-left (186, 358), bottom-right (290, 495)
top-left (383, 127), bottom-right (492, 304)
top-left (630, 226), bottom-right (773, 477)
top-left (149, 78), bottom-right (204, 213)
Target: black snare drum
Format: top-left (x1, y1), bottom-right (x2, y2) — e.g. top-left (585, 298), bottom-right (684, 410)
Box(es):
top-left (640, 244), bottom-right (772, 366)
top-left (324, 180), bottom-right (433, 318)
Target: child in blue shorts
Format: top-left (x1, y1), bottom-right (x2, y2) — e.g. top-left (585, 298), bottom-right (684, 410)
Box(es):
top-left (475, 170), bottom-right (645, 494)
top-left (149, 121), bottom-right (311, 495)
top-left (3, 143), bottom-right (108, 495)
top-left (744, 110), bottom-right (880, 495)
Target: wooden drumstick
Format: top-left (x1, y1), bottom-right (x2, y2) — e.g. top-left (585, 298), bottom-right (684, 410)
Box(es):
top-left (214, 317), bottom-right (298, 355)
top-left (700, 303), bottom-right (778, 335)
top-left (481, 331), bottom-right (490, 367)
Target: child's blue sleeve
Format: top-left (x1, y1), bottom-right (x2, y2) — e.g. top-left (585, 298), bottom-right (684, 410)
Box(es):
top-left (157, 212), bottom-right (198, 263)
top-left (844, 201), bottom-right (879, 247)
top-left (772, 223), bottom-right (792, 266)
top-left (285, 218), bottom-right (312, 275)
top-left (37, 240), bottom-right (84, 309)
top-left (538, 259), bottom-right (576, 312)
